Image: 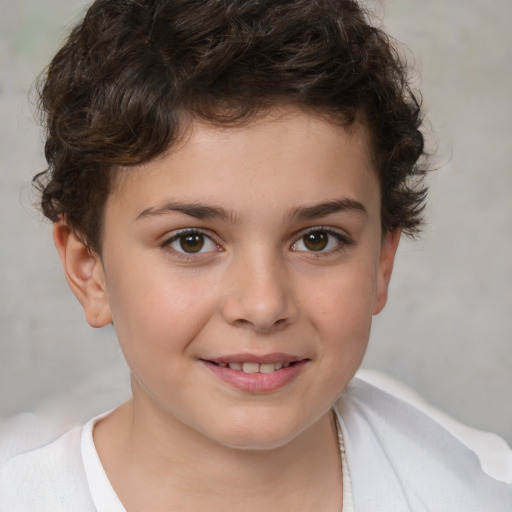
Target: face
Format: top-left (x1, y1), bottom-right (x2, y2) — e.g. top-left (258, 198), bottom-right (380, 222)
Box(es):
top-left (66, 109), bottom-right (399, 450)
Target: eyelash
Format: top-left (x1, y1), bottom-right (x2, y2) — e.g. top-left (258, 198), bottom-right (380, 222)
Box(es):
top-left (291, 227), bottom-right (353, 256)
top-left (163, 228), bottom-right (221, 259)
top-left (162, 226), bottom-right (353, 259)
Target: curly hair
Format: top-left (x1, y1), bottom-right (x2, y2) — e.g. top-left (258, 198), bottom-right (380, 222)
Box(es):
top-left (34, 0), bottom-right (427, 253)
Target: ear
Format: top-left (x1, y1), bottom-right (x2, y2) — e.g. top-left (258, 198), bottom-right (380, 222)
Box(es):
top-left (373, 229), bottom-right (401, 315)
top-left (53, 221), bottom-right (112, 328)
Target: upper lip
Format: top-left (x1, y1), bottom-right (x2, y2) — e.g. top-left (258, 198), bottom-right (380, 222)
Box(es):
top-left (203, 353), bottom-right (307, 364)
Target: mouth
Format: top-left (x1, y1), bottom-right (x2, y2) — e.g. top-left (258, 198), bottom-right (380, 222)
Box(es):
top-left (201, 355), bottom-right (309, 392)
top-left (207, 360), bottom-right (301, 373)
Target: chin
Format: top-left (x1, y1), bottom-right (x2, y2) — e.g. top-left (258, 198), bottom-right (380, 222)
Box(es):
top-left (204, 413), bottom-right (311, 452)
top-left (220, 431), bottom-right (300, 452)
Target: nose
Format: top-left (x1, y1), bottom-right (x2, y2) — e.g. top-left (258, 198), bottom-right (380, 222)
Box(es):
top-left (221, 251), bottom-right (298, 333)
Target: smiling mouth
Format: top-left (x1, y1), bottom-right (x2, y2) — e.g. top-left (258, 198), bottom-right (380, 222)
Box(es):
top-left (206, 359), bottom-right (307, 373)
top-left (202, 357), bottom-right (309, 392)
top-left (209, 361), bottom-right (301, 373)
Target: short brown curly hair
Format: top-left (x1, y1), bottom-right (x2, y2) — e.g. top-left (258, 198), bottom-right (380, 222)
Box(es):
top-left (34, 0), bottom-right (427, 253)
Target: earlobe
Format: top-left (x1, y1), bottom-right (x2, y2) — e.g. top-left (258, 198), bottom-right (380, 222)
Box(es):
top-left (53, 221), bottom-right (112, 328)
top-left (373, 229), bottom-right (401, 315)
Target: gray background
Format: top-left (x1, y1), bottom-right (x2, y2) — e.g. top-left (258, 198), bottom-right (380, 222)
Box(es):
top-left (1, 0), bottom-right (511, 443)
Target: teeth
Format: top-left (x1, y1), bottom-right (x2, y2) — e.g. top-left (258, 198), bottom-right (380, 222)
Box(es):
top-left (242, 362), bottom-right (259, 373)
top-left (219, 362), bottom-right (293, 373)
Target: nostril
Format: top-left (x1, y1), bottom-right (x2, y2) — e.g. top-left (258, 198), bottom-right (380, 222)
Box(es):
top-left (220, 273), bottom-right (298, 331)
top-left (231, 316), bottom-right (290, 332)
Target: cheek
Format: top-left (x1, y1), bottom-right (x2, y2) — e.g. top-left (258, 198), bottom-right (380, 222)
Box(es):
top-left (307, 261), bottom-right (377, 332)
top-left (305, 262), bottom-right (377, 375)
top-left (104, 262), bottom-right (217, 357)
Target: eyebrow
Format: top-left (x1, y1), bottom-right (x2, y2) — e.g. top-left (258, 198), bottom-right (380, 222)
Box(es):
top-left (136, 202), bottom-right (238, 223)
top-left (136, 197), bottom-right (367, 224)
top-left (288, 198), bottom-right (368, 221)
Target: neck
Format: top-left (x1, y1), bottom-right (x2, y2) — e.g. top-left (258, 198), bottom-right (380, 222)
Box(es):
top-left (94, 398), bottom-right (343, 512)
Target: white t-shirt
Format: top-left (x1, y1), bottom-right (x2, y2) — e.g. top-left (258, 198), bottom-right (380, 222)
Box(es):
top-left (79, 411), bottom-right (354, 512)
top-left (0, 373), bottom-right (510, 511)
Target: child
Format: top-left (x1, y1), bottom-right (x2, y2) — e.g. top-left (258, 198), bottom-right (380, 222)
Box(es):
top-left (1, 0), bottom-right (511, 510)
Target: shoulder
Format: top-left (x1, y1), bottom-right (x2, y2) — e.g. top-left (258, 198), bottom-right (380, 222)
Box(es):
top-left (0, 426), bottom-right (95, 511)
top-left (335, 371), bottom-right (512, 512)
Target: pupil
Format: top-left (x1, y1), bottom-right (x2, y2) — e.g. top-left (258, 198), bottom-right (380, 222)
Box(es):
top-left (304, 231), bottom-right (328, 251)
top-left (180, 234), bottom-right (204, 253)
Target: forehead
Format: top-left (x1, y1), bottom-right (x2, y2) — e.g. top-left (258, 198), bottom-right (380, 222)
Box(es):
top-left (109, 108), bottom-right (379, 221)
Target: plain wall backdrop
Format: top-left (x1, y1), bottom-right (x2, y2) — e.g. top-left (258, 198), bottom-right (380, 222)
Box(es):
top-left (1, 0), bottom-right (511, 443)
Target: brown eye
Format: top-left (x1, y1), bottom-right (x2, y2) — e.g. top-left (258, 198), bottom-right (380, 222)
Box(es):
top-left (303, 231), bottom-right (328, 251)
top-left (179, 233), bottom-right (205, 253)
top-left (291, 228), bottom-right (348, 254)
top-left (168, 230), bottom-right (218, 255)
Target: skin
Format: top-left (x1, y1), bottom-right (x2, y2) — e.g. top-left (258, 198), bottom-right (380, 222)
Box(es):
top-left (54, 108), bottom-right (400, 511)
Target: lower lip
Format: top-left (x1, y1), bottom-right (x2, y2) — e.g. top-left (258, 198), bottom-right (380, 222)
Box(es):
top-left (203, 360), bottom-right (308, 393)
